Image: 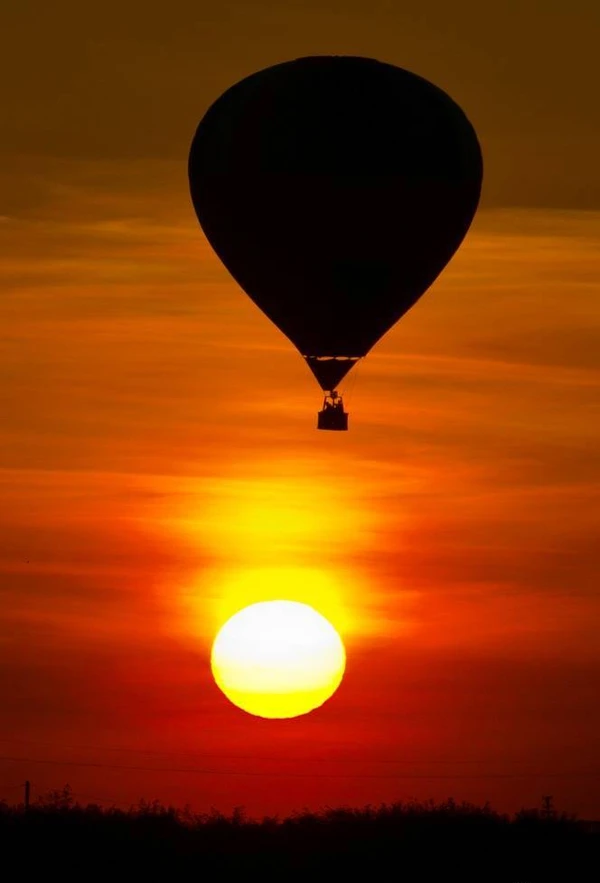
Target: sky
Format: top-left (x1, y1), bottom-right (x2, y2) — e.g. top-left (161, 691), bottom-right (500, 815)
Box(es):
top-left (1, 0), bottom-right (599, 817)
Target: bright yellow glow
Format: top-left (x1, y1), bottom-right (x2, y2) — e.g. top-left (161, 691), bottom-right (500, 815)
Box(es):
top-left (211, 601), bottom-right (346, 719)
top-left (206, 566), bottom-right (353, 637)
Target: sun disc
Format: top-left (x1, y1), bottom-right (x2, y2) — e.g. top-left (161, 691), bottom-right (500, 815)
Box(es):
top-left (211, 601), bottom-right (346, 719)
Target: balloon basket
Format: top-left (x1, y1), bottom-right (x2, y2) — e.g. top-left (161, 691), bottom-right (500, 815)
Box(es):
top-left (317, 392), bottom-right (348, 431)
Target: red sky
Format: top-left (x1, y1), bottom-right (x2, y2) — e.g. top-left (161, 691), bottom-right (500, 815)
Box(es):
top-left (1, 1), bottom-right (599, 818)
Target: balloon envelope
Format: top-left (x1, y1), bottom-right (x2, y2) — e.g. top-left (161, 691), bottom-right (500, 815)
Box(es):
top-left (188, 56), bottom-right (483, 390)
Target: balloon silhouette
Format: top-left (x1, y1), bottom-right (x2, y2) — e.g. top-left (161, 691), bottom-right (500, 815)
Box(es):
top-left (188, 56), bottom-right (483, 430)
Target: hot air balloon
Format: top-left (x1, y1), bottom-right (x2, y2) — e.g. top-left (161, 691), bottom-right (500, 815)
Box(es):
top-left (188, 56), bottom-right (483, 430)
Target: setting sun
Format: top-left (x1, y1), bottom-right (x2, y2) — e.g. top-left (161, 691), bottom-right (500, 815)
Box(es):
top-left (210, 601), bottom-right (346, 719)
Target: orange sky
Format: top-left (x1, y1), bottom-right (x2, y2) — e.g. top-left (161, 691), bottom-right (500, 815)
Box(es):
top-left (1, 1), bottom-right (599, 817)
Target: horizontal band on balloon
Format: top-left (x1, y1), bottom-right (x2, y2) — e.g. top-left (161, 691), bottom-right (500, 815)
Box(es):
top-left (304, 356), bottom-right (361, 391)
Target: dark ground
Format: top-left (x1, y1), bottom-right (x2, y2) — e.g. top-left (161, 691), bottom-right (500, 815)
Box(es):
top-left (1, 790), bottom-right (597, 879)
